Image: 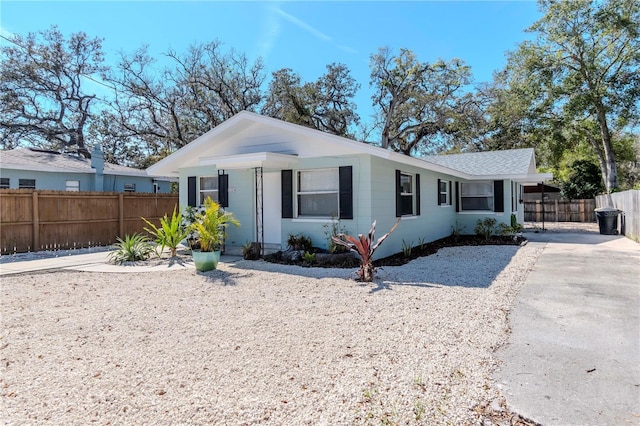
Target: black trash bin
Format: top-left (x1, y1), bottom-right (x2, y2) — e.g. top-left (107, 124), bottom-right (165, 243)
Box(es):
top-left (595, 207), bottom-right (621, 235)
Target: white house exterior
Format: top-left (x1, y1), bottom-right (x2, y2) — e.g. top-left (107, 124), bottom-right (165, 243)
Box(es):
top-left (147, 111), bottom-right (552, 259)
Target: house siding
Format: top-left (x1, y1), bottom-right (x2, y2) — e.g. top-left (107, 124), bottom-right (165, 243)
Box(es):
top-left (368, 156), bottom-right (457, 259)
top-left (0, 168), bottom-right (170, 193)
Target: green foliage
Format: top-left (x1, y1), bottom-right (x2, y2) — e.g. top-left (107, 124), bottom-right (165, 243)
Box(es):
top-left (560, 160), bottom-right (605, 199)
top-left (190, 197), bottom-right (240, 252)
top-left (451, 223), bottom-right (466, 241)
top-left (401, 239), bottom-right (413, 258)
top-left (302, 251), bottom-right (316, 264)
top-left (287, 233), bottom-right (313, 251)
top-left (108, 233), bottom-right (155, 264)
top-left (142, 206), bottom-right (189, 257)
top-left (474, 218), bottom-right (498, 241)
top-left (323, 217), bottom-right (349, 253)
top-left (332, 219), bottom-right (400, 282)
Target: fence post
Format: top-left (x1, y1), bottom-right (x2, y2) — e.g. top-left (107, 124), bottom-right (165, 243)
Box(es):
top-left (32, 191), bottom-right (39, 251)
top-left (119, 193), bottom-right (125, 237)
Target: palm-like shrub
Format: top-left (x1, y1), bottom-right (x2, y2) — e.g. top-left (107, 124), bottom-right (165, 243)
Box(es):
top-left (332, 219), bottom-right (400, 282)
top-left (108, 233), bottom-right (155, 264)
top-left (142, 206), bottom-right (190, 257)
top-left (190, 197), bottom-right (240, 252)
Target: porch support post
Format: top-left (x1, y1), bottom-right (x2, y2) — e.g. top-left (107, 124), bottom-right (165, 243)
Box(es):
top-left (255, 167), bottom-right (264, 258)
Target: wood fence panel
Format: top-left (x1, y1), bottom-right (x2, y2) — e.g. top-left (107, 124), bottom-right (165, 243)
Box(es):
top-left (0, 190), bottom-right (179, 254)
top-left (596, 190), bottom-right (640, 242)
top-left (524, 199), bottom-right (596, 223)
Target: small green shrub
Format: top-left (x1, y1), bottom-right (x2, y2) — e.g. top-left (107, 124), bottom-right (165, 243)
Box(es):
top-left (303, 251), bottom-right (316, 264)
top-left (475, 218), bottom-right (498, 241)
top-left (143, 206), bottom-right (189, 257)
top-left (109, 233), bottom-right (155, 264)
top-left (323, 217), bottom-right (349, 253)
top-left (451, 223), bottom-right (466, 242)
top-left (402, 239), bottom-right (413, 258)
top-left (287, 233), bottom-right (313, 251)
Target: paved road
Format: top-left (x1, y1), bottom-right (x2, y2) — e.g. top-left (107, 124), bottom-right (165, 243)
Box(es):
top-left (497, 232), bottom-right (640, 425)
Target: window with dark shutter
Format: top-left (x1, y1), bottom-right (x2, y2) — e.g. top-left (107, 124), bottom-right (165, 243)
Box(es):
top-left (396, 170), bottom-right (415, 216)
top-left (281, 169), bottom-right (293, 218)
top-left (338, 166), bottom-right (353, 220)
top-left (415, 173), bottom-right (420, 216)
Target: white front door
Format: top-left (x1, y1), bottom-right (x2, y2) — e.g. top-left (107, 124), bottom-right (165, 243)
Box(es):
top-left (263, 172), bottom-right (282, 245)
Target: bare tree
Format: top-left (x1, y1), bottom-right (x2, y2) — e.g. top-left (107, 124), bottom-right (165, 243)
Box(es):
top-left (0, 26), bottom-right (106, 157)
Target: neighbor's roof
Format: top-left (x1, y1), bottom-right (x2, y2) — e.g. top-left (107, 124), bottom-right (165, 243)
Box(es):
top-left (0, 148), bottom-right (148, 177)
top-left (424, 148), bottom-right (538, 176)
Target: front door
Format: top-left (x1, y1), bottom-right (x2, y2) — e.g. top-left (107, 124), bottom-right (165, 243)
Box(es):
top-left (263, 172), bottom-right (282, 245)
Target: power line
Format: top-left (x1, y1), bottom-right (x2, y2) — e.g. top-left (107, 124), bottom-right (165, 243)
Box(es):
top-left (0, 33), bottom-right (118, 92)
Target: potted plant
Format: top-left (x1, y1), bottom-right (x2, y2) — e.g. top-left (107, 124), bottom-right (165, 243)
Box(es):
top-left (189, 197), bottom-right (240, 271)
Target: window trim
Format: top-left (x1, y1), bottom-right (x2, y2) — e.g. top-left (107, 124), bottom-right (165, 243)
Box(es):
top-left (65, 180), bottom-right (80, 192)
top-left (199, 175), bottom-right (219, 205)
top-left (438, 179), bottom-right (452, 207)
top-left (459, 181), bottom-right (494, 212)
top-left (123, 183), bottom-right (136, 193)
top-left (18, 178), bottom-right (36, 189)
top-left (296, 167), bottom-right (340, 218)
top-left (0, 177), bottom-right (9, 189)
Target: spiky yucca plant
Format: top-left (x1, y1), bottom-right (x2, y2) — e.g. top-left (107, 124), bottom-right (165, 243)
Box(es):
top-left (142, 206), bottom-right (190, 257)
top-left (332, 218), bottom-right (400, 282)
top-left (108, 233), bottom-right (155, 264)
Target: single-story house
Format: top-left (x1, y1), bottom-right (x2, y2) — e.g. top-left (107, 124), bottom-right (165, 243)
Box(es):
top-left (0, 146), bottom-right (174, 193)
top-left (147, 111), bottom-right (552, 258)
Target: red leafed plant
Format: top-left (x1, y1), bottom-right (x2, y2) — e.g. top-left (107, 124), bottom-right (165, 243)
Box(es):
top-left (332, 219), bottom-right (400, 282)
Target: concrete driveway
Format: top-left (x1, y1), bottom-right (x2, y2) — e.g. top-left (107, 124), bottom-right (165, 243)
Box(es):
top-left (497, 231), bottom-right (640, 425)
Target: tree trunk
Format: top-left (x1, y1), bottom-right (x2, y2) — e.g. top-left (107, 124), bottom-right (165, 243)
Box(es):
top-left (594, 99), bottom-right (618, 192)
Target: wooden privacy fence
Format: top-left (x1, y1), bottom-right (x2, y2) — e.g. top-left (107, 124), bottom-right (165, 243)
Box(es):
top-left (524, 199), bottom-right (596, 223)
top-left (0, 190), bottom-right (179, 254)
top-left (596, 190), bottom-right (640, 242)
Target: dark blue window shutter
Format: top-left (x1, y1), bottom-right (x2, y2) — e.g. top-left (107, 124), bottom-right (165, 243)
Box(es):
top-left (395, 170), bottom-right (402, 217)
top-left (415, 173), bottom-right (421, 216)
top-left (437, 178), bottom-right (442, 206)
top-left (281, 169), bottom-right (293, 218)
top-left (448, 181), bottom-right (453, 205)
top-left (219, 173), bottom-right (229, 207)
top-left (338, 166), bottom-right (353, 220)
top-left (188, 176), bottom-right (197, 207)
top-left (494, 180), bottom-right (504, 212)
top-left (455, 182), bottom-right (460, 212)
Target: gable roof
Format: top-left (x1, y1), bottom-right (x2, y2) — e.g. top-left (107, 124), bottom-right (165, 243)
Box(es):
top-left (0, 148), bottom-right (149, 177)
top-left (424, 148), bottom-right (538, 176)
top-left (147, 111), bottom-right (552, 183)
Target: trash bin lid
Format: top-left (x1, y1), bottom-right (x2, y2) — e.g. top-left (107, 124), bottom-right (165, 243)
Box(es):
top-left (595, 207), bottom-right (621, 212)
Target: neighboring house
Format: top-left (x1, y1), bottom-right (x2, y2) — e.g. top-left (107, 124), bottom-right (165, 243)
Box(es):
top-left (147, 111), bottom-right (552, 258)
top-left (0, 147), bottom-right (173, 193)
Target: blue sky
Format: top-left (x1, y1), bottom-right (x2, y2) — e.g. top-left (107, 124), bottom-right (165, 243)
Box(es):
top-left (1, 1), bottom-right (541, 124)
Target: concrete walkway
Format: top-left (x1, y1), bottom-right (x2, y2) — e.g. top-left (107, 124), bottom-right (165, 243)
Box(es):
top-left (497, 231), bottom-right (640, 425)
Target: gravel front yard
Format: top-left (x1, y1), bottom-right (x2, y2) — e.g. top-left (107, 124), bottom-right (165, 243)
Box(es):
top-left (1, 244), bottom-right (541, 425)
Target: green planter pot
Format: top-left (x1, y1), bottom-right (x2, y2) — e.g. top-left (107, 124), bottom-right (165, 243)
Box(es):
top-left (192, 250), bottom-right (221, 272)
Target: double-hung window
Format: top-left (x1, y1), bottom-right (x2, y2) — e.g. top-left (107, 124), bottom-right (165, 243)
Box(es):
top-left (19, 179), bottom-right (35, 189)
top-left (460, 181), bottom-right (493, 211)
top-left (66, 180), bottom-right (80, 192)
top-left (124, 183), bottom-right (136, 192)
top-left (438, 179), bottom-right (451, 206)
top-left (199, 176), bottom-right (218, 204)
top-left (297, 168), bottom-right (339, 217)
top-left (0, 178), bottom-right (9, 189)
top-left (399, 172), bottom-right (414, 216)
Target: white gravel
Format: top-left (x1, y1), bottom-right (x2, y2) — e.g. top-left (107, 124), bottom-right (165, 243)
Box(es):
top-left (1, 244), bottom-right (542, 425)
